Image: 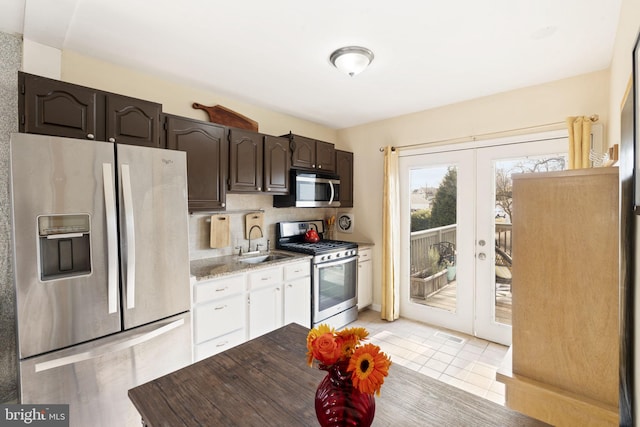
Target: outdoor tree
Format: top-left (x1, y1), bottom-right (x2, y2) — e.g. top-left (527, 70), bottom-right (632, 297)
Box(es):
top-left (429, 167), bottom-right (457, 227)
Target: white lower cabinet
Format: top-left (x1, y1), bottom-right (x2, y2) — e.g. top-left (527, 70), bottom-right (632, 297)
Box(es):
top-left (249, 283), bottom-right (283, 339)
top-left (193, 273), bottom-right (246, 362)
top-left (192, 259), bottom-right (311, 360)
top-left (248, 261), bottom-right (311, 338)
top-left (357, 248), bottom-right (373, 310)
top-left (283, 261), bottom-right (311, 328)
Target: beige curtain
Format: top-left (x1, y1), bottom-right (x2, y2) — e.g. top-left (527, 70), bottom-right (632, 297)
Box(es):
top-left (566, 116), bottom-right (593, 169)
top-left (381, 146), bottom-right (400, 321)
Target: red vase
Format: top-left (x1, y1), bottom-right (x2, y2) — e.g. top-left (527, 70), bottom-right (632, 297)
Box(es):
top-left (314, 362), bottom-right (375, 427)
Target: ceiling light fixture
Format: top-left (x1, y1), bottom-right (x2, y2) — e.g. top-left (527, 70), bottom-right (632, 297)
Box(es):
top-left (329, 46), bottom-right (374, 77)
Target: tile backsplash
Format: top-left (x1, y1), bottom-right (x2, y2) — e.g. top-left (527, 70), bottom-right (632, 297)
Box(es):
top-left (188, 194), bottom-right (344, 260)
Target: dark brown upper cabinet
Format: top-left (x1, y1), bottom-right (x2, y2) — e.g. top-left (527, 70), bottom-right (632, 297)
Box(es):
top-left (19, 72), bottom-right (161, 148)
top-left (336, 150), bottom-right (354, 208)
top-left (315, 140), bottom-right (336, 172)
top-left (263, 135), bottom-right (290, 194)
top-left (105, 94), bottom-right (161, 147)
top-left (164, 114), bottom-right (228, 211)
top-left (228, 129), bottom-right (264, 192)
top-left (286, 133), bottom-right (336, 172)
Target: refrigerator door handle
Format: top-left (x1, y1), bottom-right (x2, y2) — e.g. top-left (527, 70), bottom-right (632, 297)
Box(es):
top-left (121, 164), bottom-right (136, 309)
top-left (102, 163), bottom-right (118, 314)
top-left (34, 318), bottom-right (185, 373)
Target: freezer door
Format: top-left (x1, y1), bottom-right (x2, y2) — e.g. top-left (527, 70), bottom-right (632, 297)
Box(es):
top-left (19, 312), bottom-right (192, 427)
top-left (10, 134), bottom-right (121, 359)
top-left (117, 144), bottom-right (190, 329)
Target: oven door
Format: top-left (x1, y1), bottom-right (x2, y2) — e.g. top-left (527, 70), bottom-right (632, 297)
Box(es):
top-left (313, 256), bottom-right (358, 324)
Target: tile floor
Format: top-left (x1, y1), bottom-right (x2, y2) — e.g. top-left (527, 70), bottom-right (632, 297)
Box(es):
top-left (349, 309), bottom-right (508, 405)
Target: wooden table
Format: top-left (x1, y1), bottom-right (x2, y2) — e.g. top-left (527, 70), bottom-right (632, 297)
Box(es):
top-left (129, 323), bottom-right (549, 426)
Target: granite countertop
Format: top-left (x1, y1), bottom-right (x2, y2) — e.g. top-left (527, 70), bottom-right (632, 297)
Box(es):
top-left (190, 250), bottom-right (311, 282)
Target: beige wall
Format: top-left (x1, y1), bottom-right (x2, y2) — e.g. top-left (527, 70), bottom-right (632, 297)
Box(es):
top-left (336, 70), bottom-right (610, 310)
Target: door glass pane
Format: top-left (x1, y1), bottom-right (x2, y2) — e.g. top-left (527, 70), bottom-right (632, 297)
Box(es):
top-left (409, 165), bottom-right (458, 312)
top-left (493, 154), bottom-right (567, 325)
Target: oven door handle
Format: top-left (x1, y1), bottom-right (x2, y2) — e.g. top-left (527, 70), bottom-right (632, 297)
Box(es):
top-left (314, 256), bottom-right (357, 270)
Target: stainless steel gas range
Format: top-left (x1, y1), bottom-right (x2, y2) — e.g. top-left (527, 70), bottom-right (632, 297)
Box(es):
top-left (276, 220), bottom-right (358, 329)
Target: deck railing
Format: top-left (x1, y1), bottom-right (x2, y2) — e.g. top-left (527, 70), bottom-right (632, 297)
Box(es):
top-left (410, 222), bottom-right (513, 274)
top-left (410, 224), bottom-right (457, 274)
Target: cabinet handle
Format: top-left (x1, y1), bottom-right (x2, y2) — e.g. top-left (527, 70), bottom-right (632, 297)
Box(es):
top-left (312, 164), bottom-right (316, 168)
top-left (287, 284), bottom-right (293, 288)
top-left (215, 287), bottom-right (229, 292)
top-left (267, 188), bottom-right (271, 191)
top-left (257, 187), bottom-right (261, 191)
top-left (108, 137), bottom-right (116, 143)
top-left (87, 133), bottom-right (95, 140)
top-left (221, 203), bottom-right (226, 207)
top-left (261, 276), bottom-right (271, 281)
top-left (216, 341), bottom-right (229, 347)
top-left (318, 165), bottom-right (322, 169)
top-left (214, 305), bottom-right (227, 310)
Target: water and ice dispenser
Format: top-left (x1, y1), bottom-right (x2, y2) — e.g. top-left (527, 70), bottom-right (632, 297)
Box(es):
top-left (38, 214), bottom-right (91, 281)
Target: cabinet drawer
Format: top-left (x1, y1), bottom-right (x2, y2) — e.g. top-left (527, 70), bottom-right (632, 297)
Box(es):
top-left (195, 329), bottom-right (245, 361)
top-left (358, 248), bottom-right (372, 262)
top-left (284, 261), bottom-right (310, 280)
top-left (248, 267), bottom-right (283, 289)
top-left (194, 295), bottom-right (245, 344)
top-left (194, 274), bottom-right (245, 304)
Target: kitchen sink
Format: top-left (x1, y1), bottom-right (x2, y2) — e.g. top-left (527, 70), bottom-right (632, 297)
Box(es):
top-left (239, 253), bottom-right (292, 264)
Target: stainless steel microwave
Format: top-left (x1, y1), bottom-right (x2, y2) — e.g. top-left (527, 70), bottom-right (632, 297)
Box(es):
top-left (273, 170), bottom-right (341, 208)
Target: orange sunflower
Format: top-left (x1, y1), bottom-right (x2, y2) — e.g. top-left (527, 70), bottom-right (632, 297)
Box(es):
top-left (347, 343), bottom-right (392, 396)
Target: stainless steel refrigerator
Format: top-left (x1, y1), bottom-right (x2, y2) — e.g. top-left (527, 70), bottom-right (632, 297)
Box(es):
top-left (9, 133), bottom-right (192, 426)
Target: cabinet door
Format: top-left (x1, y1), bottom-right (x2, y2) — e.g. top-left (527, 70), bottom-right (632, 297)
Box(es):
top-left (315, 140), bottom-right (336, 172)
top-left (336, 150), bottom-right (354, 207)
top-left (290, 134), bottom-right (316, 169)
top-left (229, 129), bottom-right (264, 192)
top-left (165, 115), bottom-right (227, 211)
top-left (264, 135), bottom-right (290, 194)
top-left (357, 250), bottom-right (373, 310)
top-left (20, 72), bottom-right (103, 141)
top-left (249, 285), bottom-right (283, 339)
top-left (106, 94), bottom-right (161, 147)
top-left (284, 277), bottom-right (311, 328)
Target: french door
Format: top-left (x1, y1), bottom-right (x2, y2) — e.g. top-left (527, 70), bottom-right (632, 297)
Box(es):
top-left (399, 131), bottom-right (568, 345)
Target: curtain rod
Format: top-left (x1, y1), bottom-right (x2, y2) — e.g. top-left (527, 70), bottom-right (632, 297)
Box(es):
top-left (378, 114), bottom-right (599, 152)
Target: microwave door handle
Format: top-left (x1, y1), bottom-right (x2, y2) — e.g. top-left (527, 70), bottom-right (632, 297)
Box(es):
top-left (329, 180), bottom-right (335, 204)
top-left (121, 164), bottom-right (136, 309)
top-left (102, 164), bottom-right (118, 314)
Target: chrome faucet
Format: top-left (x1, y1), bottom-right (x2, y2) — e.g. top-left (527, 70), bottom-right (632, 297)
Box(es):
top-left (248, 225), bottom-right (264, 253)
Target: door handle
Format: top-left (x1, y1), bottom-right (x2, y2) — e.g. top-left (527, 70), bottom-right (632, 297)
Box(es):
top-left (121, 164), bottom-right (136, 309)
top-left (34, 318), bottom-right (184, 372)
top-left (102, 164), bottom-right (118, 314)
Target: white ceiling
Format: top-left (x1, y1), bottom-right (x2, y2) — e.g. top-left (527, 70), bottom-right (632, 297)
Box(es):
top-left (0, 0), bottom-right (622, 129)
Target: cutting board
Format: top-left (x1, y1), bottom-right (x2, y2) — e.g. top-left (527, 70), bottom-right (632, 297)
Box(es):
top-left (209, 215), bottom-right (230, 248)
top-left (245, 212), bottom-right (264, 239)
